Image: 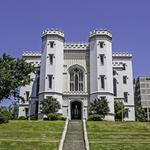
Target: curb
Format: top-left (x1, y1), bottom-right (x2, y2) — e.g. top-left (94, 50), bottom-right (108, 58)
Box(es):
top-left (83, 119), bottom-right (90, 150)
top-left (58, 118), bottom-right (68, 150)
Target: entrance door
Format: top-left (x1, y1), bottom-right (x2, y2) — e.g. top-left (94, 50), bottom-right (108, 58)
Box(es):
top-left (71, 101), bottom-right (82, 120)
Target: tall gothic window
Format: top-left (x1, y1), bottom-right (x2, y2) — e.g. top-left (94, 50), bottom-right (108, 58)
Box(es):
top-left (70, 68), bottom-right (84, 91)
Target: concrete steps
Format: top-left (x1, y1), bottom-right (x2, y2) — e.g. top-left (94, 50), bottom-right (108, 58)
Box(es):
top-left (63, 120), bottom-right (85, 150)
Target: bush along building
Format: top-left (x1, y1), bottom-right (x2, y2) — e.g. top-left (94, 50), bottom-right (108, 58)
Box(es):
top-left (19, 28), bottom-right (135, 121)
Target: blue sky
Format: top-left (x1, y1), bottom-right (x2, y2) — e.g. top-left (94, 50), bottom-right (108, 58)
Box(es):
top-left (0, 0), bottom-right (150, 77)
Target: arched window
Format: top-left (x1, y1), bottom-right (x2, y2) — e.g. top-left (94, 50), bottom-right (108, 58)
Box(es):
top-left (70, 68), bottom-right (84, 91)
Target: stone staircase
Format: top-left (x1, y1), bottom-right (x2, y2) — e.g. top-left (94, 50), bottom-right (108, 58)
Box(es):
top-left (63, 120), bottom-right (86, 150)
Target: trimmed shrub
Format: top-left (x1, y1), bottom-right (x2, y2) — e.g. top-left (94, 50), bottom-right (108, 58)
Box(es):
top-left (88, 114), bottom-right (103, 121)
top-left (47, 113), bottom-right (60, 121)
top-left (0, 113), bottom-right (9, 124)
top-left (59, 116), bottom-right (66, 121)
top-left (18, 116), bottom-right (27, 120)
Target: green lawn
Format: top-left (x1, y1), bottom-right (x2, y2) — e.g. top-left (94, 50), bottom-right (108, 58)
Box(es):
top-left (87, 121), bottom-right (150, 150)
top-left (0, 120), bottom-right (65, 150)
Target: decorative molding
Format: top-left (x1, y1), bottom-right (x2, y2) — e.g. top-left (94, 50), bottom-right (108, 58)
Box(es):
top-left (64, 42), bottom-right (88, 50)
top-left (113, 52), bottom-right (132, 57)
top-left (22, 51), bottom-right (41, 57)
top-left (63, 91), bottom-right (89, 96)
top-left (89, 29), bottom-right (112, 42)
top-left (42, 28), bottom-right (64, 38)
top-left (38, 91), bottom-right (63, 95)
top-left (90, 91), bottom-right (114, 96)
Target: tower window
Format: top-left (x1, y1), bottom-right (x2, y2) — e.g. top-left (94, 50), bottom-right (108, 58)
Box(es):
top-left (124, 92), bottom-right (128, 102)
top-left (100, 54), bottom-right (104, 65)
top-left (49, 54), bottom-right (54, 65)
top-left (123, 64), bottom-right (126, 70)
top-left (26, 91), bottom-right (30, 101)
top-left (100, 75), bottom-right (105, 89)
top-left (50, 41), bottom-right (54, 48)
top-left (123, 76), bottom-right (127, 84)
top-left (100, 42), bottom-right (104, 48)
top-left (48, 75), bottom-right (53, 89)
top-left (113, 78), bottom-right (117, 96)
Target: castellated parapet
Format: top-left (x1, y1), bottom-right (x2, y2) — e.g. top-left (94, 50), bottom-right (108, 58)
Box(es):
top-left (41, 28), bottom-right (65, 40)
top-left (113, 52), bottom-right (132, 57)
top-left (89, 28), bottom-right (112, 41)
top-left (22, 51), bottom-right (42, 57)
top-left (64, 42), bottom-right (88, 50)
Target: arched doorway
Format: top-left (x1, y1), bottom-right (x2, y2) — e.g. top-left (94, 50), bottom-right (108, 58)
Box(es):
top-left (71, 101), bottom-right (82, 120)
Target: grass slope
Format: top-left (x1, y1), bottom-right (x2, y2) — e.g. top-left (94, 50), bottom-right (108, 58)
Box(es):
top-left (87, 121), bottom-right (150, 150)
top-left (0, 120), bottom-right (65, 150)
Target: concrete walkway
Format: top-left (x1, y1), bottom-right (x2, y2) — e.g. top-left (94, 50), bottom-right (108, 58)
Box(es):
top-left (63, 120), bottom-right (85, 150)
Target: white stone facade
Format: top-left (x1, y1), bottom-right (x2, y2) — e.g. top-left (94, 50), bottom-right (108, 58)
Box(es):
top-left (19, 28), bottom-right (135, 121)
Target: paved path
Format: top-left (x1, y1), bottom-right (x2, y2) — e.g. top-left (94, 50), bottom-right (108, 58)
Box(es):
top-left (63, 120), bottom-right (85, 150)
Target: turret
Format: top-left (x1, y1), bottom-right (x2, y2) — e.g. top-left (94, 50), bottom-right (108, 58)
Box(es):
top-left (89, 29), bottom-right (114, 120)
top-left (38, 28), bottom-right (64, 118)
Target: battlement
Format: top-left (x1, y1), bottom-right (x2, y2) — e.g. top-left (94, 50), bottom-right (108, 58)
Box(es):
top-left (22, 51), bottom-right (42, 57)
top-left (89, 28), bottom-right (112, 39)
top-left (64, 42), bottom-right (88, 50)
top-left (113, 52), bottom-right (132, 57)
top-left (113, 61), bottom-right (124, 67)
top-left (41, 28), bottom-right (64, 38)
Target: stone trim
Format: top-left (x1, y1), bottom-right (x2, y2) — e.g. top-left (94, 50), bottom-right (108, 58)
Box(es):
top-left (83, 120), bottom-right (90, 150)
top-left (42, 28), bottom-right (64, 38)
top-left (113, 52), bottom-right (132, 57)
top-left (38, 91), bottom-right (63, 95)
top-left (90, 91), bottom-right (114, 96)
top-left (58, 118), bottom-right (68, 150)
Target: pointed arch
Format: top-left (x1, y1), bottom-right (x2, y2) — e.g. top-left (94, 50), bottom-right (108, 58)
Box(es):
top-left (68, 65), bottom-right (85, 92)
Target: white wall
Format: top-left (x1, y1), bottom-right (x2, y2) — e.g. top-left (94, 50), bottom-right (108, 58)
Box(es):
top-left (113, 56), bottom-right (135, 121)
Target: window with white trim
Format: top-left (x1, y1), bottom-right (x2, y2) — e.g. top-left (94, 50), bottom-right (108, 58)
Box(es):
top-left (100, 75), bottom-right (105, 89)
top-left (49, 54), bottom-right (54, 65)
top-left (100, 54), bottom-right (104, 65)
top-left (124, 92), bottom-right (128, 102)
top-left (99, 42), bottom-right (104, 48)
top-left (48, 75), bottom-right (53, 89)
top-left (123, 76), bottom-right (127, 84)
top-left (50, 41), bottom-right (54, 48)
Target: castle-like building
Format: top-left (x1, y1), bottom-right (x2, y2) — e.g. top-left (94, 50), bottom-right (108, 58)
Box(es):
top-left (19, 28), bottom-right (135, 121)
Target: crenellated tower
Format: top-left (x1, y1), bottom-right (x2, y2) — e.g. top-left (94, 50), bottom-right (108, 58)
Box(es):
top-left (38, 28), bottom-right (64, 118)
top-left (89, 29), bottom-right (114, 120)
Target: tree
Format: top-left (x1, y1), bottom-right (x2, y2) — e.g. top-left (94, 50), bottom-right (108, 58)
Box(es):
top-left (0, 53), bottom-right (35, 101)
top-left (135, 106), bottom-right (147, 121)
top-left (40, 96), bottom-right (61, 115)
top-left (89, 98), bottom-right (109, 119)
top-left (8, 102), bottom-right (19, 120)
top-left (0, 106), bottom-right (12, 123)
top-left (114, 101), bottom-right (124, 121)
